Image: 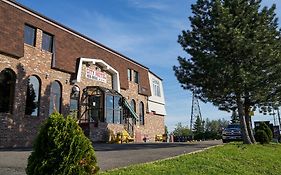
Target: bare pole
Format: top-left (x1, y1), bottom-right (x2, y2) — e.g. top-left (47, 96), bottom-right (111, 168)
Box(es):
top-left (277, 108), bottom-right (281, 130)
top-left (190, 92), bottom-right (195, 130)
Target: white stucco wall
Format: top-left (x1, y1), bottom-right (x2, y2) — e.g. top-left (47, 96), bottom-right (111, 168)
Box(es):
top-left (148, 72), bottom-right (166, 115)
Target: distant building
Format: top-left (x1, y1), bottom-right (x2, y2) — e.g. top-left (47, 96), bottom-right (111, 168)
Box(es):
top-left (0, 0), bottom-right (166, 148)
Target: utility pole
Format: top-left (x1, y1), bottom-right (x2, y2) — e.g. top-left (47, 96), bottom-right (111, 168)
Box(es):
top-left (277, 108), bottom-right (281, 130)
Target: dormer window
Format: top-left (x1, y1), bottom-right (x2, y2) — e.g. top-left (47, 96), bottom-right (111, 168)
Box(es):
top-left (152, 79), bottom-right (161, 97)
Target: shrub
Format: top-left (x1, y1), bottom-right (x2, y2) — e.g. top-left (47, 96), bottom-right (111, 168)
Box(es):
top-left (255, 122), bottom-right (273, 141)
top-left (26, 112), bottom-right (99, 175)
top-left (255, 130), bottom-right (270, 144)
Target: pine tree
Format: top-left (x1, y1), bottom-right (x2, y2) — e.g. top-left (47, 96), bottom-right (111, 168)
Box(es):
top-left (194, 116), bottom-right (204, 133)
top-left (174, 0), bottom-right (281, 144)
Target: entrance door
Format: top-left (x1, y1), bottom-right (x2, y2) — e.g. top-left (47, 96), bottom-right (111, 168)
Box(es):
top-left (88, 95), bottom-right (103, 123)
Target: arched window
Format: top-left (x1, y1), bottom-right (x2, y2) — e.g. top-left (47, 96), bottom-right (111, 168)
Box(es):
top-left (130, 99), bottom-right (136, 112)
top-left (25, 75), bottom-right (41, 116)
top-left (49, 81), bottom-right (62, 115)
top-left (130, 99), bottom-right (136, 124)
top-left (139, 102), bottom-right (144, 125)
top-left (70, 85), bottom-right (80, 118)
top-left (0, 69), bottom-right (16, 113)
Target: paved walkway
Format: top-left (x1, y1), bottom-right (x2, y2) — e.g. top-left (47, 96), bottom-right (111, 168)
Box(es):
top-left (0, 140), bottom-right (222, 174)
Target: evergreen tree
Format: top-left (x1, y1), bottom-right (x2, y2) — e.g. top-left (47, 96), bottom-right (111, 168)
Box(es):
top-left (193, 116), bottom-right (204, 133)
top-left (174, 0), bottom-right (281, 144)
top-left (26, 112), bottom-right (99, 175)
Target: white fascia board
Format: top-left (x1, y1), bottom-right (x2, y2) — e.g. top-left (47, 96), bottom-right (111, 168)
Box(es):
top-left (75, 57), bottom-right (120, 92)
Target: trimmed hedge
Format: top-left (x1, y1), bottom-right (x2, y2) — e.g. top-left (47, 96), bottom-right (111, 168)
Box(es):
top-left (255, 122), bottom-right (273, 143)
top-left (255, 130), bottom-right (270, 144)
top-left (26, 112), bottom-right (99, 175)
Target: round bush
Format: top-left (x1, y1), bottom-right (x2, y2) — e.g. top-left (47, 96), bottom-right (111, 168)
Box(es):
top-left (255, 122), bottom-right (273, 141)
top-left (255, 129), bottom-right (270, 144)
top-left (26, 112), bottom-right (99, 175)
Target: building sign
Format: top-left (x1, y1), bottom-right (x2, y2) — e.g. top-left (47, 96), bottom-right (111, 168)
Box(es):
top-left (86, 68), bottom-right (107, 83)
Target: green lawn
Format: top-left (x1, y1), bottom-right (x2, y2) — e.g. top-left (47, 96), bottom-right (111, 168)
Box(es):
top-left (99, 143), bottom-right (281, 175)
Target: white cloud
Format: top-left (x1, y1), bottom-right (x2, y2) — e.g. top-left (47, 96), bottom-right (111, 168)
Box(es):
top-left (127, 0), bottom-right (169, 11)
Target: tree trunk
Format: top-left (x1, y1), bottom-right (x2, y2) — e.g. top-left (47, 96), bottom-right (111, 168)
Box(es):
top-left (237, 97), bottom-right (252, 144)
top-left (244, 94), bottom-right (256, 144)
top-left (245, 108), bottom-right (256, 144)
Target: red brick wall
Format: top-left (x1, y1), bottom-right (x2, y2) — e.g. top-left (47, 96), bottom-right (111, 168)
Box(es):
top-left (0, 0), bottom-right (151, 96)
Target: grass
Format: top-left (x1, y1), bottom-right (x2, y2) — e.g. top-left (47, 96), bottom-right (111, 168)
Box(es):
top-left (99, 143), bottom-right (281, 175)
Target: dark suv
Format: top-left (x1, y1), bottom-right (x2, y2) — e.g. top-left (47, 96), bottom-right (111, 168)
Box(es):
top-left (222, 124), bottom-right (242, 143)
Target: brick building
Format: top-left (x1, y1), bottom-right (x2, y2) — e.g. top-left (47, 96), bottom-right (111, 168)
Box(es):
top-left (0, 0), bottom-right (166, 148)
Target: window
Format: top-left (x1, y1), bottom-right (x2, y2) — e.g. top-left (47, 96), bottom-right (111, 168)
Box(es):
top-left (105, 95), bottom-right (122, 124)
top-left (153, 79), bottom-right (161, 97)
top-left (130, 99), bottom-right (136, 112)
top-left (49, 81), bottom-right (61, 114)
top-left (127, 69), bottom-right (132, 81)
top-left (130, 99), bottom-right (136, 124)
top-left (25, 76), bottom-right (40, 116)
top-left (106, 95), bottom-right (114, 123)
top-left (139, 102), bottom-right (144, 125)
top-left (133, 71), bottom-right (139, 84)
top-left (89, 93), bottom-right (103, 122)
top-left (24, 25), bottom-right (36, 46)
top-left (0, 69), bottom-right (16, 113)
top-left (70, 86), bottom-right (80, 118)
top-left (42, 32), bottom-right (53, 52)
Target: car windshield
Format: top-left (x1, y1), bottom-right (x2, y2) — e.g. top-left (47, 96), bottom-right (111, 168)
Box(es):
top-left (227, 124), bottom-right (240, 129)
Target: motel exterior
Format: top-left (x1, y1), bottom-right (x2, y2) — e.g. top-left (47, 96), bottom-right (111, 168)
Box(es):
top-left (0, 0), bottom-right (166, 148)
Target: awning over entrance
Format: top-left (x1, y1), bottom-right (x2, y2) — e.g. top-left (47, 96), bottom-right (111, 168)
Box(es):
top-left (122, 98), bottom-right (139, 120)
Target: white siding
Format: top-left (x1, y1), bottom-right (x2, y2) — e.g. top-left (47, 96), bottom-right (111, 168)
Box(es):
top-left (148, 72), bottom-right (166, 115)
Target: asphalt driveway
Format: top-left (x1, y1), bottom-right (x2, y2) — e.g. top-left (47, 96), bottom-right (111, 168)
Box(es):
top-left (0, 140), bottom-right (222, 174)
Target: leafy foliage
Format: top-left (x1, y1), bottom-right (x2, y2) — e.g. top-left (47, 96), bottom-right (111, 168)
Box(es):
top-left (230, 110), bottom-right (239, 124)
top-left (255, 122), bottom-right (273, 141)
top-left (204, 118), bottom-right (229, 139)
top-left (26, 112), bottom-right (99, 175)
top-left (255, 130), bottom-right (270, 144)
top-left (174, 0), bottom-right (281, 144)
top-left (172, 122), bottom-right (192, 137)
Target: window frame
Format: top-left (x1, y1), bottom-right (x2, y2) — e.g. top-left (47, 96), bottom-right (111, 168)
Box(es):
top-left (127, 68), bottom-right (132, 81)
top-left (152, 79), bottom-right (161, 97)
top-left (25, 75), bottom-right (41, 117)
top-left (42, 31), bottom-right (54, 53)
top-left (105, 94), bottom-right (122, 124)
top-left (133, 70), bottom-right (139, 84)
top-left (70, 85), bottom-right (80, 118)
top-left (49, 80), bottom-right (62, 115)
top-left (0, 68), bottom-right (16, 114)
top-left (139, 101), bottom-right (144, 125)
top-left (24, 24), bottom-right (36, 47)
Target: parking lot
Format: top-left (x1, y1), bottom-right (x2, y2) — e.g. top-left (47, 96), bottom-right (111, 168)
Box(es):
top-left (0, 140), bottom-right (222, 174)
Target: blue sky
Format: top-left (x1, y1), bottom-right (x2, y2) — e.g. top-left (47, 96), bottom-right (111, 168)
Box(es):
top-left (17, 0), bottom-right (281, 132)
